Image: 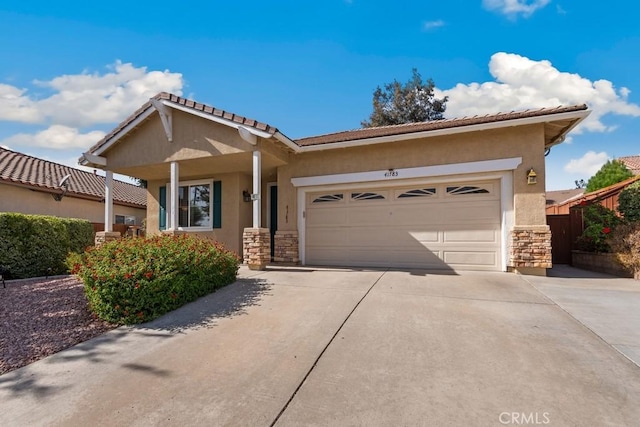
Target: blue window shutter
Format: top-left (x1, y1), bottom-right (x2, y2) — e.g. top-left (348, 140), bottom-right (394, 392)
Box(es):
top-left (159, 186), bottom-right (167, 230)
top-left (213, 180), bottom-right (222, 229)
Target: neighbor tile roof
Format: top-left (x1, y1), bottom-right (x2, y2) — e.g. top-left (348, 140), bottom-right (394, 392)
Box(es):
top-left (0, 147), bottom-right (146, 207)
top-left (89, 92), bottom-right (280, 155)
top-left (545, 188), bottom-right (584, 206)
top-left (295, 104), bottom-right (589, 146)
top-left (619, 155), bottom-right (640, 175)
top-left (575, 175), bottom-right (640, 205)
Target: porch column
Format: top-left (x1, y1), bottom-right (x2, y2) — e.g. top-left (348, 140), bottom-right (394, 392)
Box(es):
top-left (104, 170), bottom-right (114, 232)
top-left (170, 161), bottom-right (179, 230)
top-left (243, 150), bottom-right (270, 270)
top-left (95, 170), bottom-right (120, 246)
top-left (252, 150), bottom-right (261, 227)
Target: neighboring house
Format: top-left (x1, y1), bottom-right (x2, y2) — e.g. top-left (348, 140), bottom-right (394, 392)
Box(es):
top-left (546, 188), bottom-right (585, 215)
top-left (79, 92), bottom-right (589, 275)
top-left (618, 155), bottom-right (640, 175)
top-left (0, 147), bottom-right (146, 225)
top-left (563, 175), bottom-right (640, 214)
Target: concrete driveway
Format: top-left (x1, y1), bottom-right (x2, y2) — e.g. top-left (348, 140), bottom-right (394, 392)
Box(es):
top-left (1, 266), bottom-right (639, 426)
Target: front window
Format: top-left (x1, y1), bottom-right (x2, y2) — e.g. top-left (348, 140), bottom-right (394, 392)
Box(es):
top-left (178, 183), bottom-right (211, 228)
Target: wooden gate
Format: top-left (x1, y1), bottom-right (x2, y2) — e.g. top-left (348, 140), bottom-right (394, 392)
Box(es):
top-left (547, 215), bottom-right (572, 264)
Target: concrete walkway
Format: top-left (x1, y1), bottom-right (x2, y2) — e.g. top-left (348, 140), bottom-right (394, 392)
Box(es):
top-left (523, 265), bottom-right (640, 368)
top-left (1, 266), bottom-right (639, 426)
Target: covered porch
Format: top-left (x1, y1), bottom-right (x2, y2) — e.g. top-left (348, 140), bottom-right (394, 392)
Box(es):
top-left (80, 93), bottom-right (293, 270)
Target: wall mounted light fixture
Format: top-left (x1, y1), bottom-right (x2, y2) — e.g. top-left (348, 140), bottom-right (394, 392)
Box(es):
top-left (242, 190), bottom-right (252, 202)
top-left (527, 168), bottom-right (537, 185)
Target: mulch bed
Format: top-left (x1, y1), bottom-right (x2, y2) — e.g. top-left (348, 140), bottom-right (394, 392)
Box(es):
top-left (0, 276), bottom-right (117, 375)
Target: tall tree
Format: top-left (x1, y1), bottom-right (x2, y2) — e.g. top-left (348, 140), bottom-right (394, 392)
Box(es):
top-left (361, 68), bottom-right (448, 127)
top-left (585, 160), bottom-right (633, 192)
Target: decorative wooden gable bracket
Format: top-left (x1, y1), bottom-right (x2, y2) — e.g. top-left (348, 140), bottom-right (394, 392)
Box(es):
top-left (238, 126), bottom-right (258, 145)
top-left (79, 152), bottom-right (107, 167)
top-left (150, 98), bottom-right (173, 142)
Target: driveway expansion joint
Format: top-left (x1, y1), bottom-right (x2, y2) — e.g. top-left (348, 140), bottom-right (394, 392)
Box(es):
top-left (269, 269), bottom-right (388, 427)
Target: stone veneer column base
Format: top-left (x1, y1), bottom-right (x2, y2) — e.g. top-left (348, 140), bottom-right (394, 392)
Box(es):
top-left (243, 228), bottom-right (271, 271)
top-left (274, 230), bottom-right (299, 264)
top-left (509, 226), bottom-right (552, 275)
top-left (95, 231), bottom-right (121, 247)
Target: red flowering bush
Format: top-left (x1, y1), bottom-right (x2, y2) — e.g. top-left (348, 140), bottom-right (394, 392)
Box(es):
top-left (574, 203), bottom-right (621, 253)
top-left (67, 234), bottom-right (239, 324)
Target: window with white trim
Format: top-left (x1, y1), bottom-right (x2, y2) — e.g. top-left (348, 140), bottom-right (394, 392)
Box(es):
top-left (179, 183), bottom-right (211, 228)
top-left (159, 179), bottom-right (222, 231)
top-left (115, 215), bottom-right (137, 225)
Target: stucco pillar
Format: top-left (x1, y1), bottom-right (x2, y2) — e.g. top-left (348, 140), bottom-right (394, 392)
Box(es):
top-left (253, 150), bottom-right (261, 228)
top-left (104, 170), bottom-right (114, 232)
top-left (169, 161), bottom-right (179, 230)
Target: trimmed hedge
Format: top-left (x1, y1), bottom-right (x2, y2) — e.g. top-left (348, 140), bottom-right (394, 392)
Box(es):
top-left (0, 213), bottom-right (94, 279)
top-left (68, 234), bottom-right (239, 324)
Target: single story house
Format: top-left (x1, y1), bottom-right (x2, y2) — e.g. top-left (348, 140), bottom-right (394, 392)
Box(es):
top-left (80, 92), bottom-right (589, 275)
top-left (0, 147), bottom-right (146, 226)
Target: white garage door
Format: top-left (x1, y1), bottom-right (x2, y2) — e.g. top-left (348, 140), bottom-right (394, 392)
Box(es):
top-left (305, 180), bottom-right (501, 271)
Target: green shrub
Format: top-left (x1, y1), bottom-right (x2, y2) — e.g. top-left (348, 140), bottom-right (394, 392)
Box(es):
top-left (574, 203), bottom-right (621, 253)
top-left (69, 234), bottom-right (239, 324)
top-left (63, 218), bottom-right (95, 254)
top-left (618, 181), bottom-right (640, 222)
top-left (0, 213), bottom-right (93, 279)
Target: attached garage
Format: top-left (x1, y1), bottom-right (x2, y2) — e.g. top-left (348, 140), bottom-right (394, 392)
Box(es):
top-left (304, 179), bottom-right (502, 271)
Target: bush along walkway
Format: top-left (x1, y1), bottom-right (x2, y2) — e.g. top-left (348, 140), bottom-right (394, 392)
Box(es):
top-left (68, 234), bottom-right (240, 324)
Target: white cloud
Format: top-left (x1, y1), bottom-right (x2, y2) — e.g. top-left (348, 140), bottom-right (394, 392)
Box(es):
top-left (423, 20), bottom-right (445, 31)
top-left (0, 61), bottom-right (183, 128)
top-left (0, 125), bottom-right (106, 150)
top-left (0, 61), bottom-right (183, 155)
top-left (483, 0), bottom-right (551, 18)
top-left (436, 52), bottom-right (640, 133)
top-left (0, 84), bottom-right (41, 123)
top-left (564, 151), bottom-right (610, 176)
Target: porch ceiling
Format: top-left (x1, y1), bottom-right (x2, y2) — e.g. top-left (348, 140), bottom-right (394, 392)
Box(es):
top-left (112, 151), bottom-right (284, 181)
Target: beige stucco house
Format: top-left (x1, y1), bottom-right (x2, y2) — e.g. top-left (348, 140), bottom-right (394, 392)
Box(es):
top-left (0, 147), bottom-right (146, 225)
top-left (80, 93), bottom-right (589, 275)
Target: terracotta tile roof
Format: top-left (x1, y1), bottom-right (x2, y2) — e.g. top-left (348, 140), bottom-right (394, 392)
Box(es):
top-left (0, 147), bottom-right (146, 208)
top-left (87, 92), bottom-right (588, 158)
top-left (545, 188), bottom-right (584, 206)
top-left (619, 155), bottom-right (640, 175)
top-left (88, 92), bottom-right (280, 155)
top-left (295, 104), bottom-right (589, 146)
top-left (575, 175), bottom-right (640, 204)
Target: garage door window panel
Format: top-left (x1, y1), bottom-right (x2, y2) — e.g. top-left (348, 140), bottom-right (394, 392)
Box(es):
top-left (312, 194), bottom-right (344, 203)
top-left (446, 185), bottom-right (491, 195)
top-left (351, 192), bottom-right (386, 201)
top-left (396, 188), bottom-right (437, 199)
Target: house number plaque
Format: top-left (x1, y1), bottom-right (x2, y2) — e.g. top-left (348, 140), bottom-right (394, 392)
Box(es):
top-left (384, 169), bottom-right (399, 178)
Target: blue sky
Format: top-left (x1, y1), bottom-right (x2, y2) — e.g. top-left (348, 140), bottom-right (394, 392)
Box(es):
top-left (1, 0), bottom-right (638, 190)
